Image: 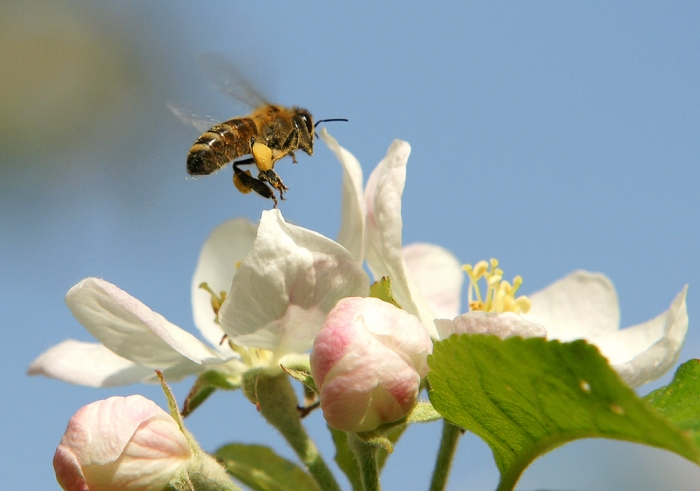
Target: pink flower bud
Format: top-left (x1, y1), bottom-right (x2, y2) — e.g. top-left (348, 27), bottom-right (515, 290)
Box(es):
top-left (311, 297), bottom-right (433, 432)
top-left (54, 395), bottom-right (192, 491)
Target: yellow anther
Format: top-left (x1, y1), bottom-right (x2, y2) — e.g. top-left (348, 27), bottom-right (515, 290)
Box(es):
top-left (487, 275), bottom-right (502, 286)
top-left (462, 259), bottom-right (530, 315)
top-left (473, 260), bottom-right (489, 277)
top-left (515, 296), bottom-right (532, 314)
top-left (512, 275), bottom-right (523, 291)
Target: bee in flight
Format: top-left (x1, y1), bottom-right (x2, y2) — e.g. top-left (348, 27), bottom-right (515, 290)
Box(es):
top-left (170, 54), bottom-right (346, 207)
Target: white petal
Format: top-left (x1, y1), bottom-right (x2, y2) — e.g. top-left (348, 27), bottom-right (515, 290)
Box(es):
top-left (592, 286), bottom-right (689, 388)
top-left (111, 413), bottom-right (191, 489)
top-left (364, 140), bottom-right (408, 294)
top-left (28, 340), bottom-right (155, 387)
top-left (192, 218), bottom-right (258, 349)
top-left (219, 209), bottom-right (370, 357)
top-left (320, 129), bottom-right (366, 264)
top-left (524, 271), bottom-right (621, 341)
top-left (436, 311), bottom-right (547, 341)
top-left (403, 243), bottom-right (463, 320)
top-left (364, 141), bottom-right (438, 336)
top-left (67, 278), bottom-right (228, 369)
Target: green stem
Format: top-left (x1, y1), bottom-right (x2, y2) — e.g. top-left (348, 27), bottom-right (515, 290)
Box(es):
top-left (254, 373), bottom-right (341, 491)
top-left (347, 432), bottom-right (381, 491)
top-left (428, 420), bottom-right (461, 491)
top-left (179, 452), bottom-right (243, 491)
top-left (495, 470), bottom-right (521, 491)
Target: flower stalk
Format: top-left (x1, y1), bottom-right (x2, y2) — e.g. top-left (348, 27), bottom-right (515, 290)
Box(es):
top-left (251, 372), bottom-right (341, 491)
top-left (347, 432), bottom-right (382, 491)
top-left (429, 420), bottom-right (462, 491)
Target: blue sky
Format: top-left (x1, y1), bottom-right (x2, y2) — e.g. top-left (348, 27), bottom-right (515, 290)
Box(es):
top-left (2, 1), bottom-right (700, 489)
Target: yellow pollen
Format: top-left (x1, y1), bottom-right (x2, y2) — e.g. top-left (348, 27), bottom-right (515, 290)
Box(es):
top-left (461, 258), bottom-right (531, 314)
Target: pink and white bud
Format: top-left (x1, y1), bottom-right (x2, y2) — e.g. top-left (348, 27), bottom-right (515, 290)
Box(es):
top-left (54, 395), bottom-right (192, 491)
top-left (311, 297), bottom-right (433, 432)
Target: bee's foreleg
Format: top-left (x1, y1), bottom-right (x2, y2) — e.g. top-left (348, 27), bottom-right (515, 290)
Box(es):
top-left (281, 128), bottom-right (300, 159)
top-left (233, 159), bottom-right (278, 207)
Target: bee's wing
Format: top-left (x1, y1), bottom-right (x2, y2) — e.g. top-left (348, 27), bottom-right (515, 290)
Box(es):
top-left (167, 102), bottom-right (219, 133)
top-left (197, 53), bottom-right (271, 109)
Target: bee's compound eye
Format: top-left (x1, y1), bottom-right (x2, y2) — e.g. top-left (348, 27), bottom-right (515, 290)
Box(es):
top-left (299, 113), bottom-right (313, 133)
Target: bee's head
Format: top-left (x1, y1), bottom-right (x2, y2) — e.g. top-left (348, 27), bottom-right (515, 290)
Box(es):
top-left (293, 108), bottom-right (315, 155)
top-left (293, 108), bottom-right (348, 157)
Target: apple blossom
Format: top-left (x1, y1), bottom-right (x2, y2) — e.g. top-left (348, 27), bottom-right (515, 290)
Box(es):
top-left (28, 218), bottom-right (257, 387)
top-left (218, 209), bottom-right (369, 364)
top-left (320, 130), bottom-right (464, 338)
top-left (436, 258), bottom-right (689, 388)
top-left (54, 395), bottom-right (191, 491)
top-left (433, 259), bottom-right (545, 341)
top-left (523, 270), bottom-right (688, 388)
top-left (191, 217), bottom-right (258, 352)
top-left (27, 276), bottom-right (244, 387)
top-left (30, 210), bottom-right (370, 386)
top-left (320, 133), bottom-right (690, 389)
top-left (320, 129), bottom-right (366, 264)
top-left (310, 297), bottom-right (433, 433)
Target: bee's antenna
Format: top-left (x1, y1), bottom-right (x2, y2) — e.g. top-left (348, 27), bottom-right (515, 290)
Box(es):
top-left (314, 118), bottom-right (348, 128)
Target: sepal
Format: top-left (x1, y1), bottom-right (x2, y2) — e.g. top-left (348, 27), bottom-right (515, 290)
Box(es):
top-left (182, 370), bottom-right (241, 417)
top-left (368, 277), bottom-right (402, 309)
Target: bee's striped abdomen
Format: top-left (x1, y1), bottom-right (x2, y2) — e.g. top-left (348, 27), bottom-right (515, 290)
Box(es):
top-left (186, 118), bottom-right (258, 175)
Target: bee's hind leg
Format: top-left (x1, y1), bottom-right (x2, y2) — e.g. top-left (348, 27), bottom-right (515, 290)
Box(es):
top-left (233, 158), bottom-right (278, 207)
top-left (251, 140), bottom-right (288, 203)
top-left (258, 169), bottom-right (288, 202)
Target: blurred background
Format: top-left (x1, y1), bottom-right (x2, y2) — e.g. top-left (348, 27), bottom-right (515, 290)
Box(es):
top-left (2, 1), bottom-right (699, 489)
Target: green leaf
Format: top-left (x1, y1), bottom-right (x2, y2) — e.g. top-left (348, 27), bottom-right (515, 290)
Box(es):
top-left (645, 359), bottom-right (700, 447)
top-left (428, 335), bottom-right (700, 491)
top-left (369, 277), bottom-right (402, 309)
top-left (182, 370), bottom-right (240, 417)
top-left (216, 443), bottom-right (321, 491)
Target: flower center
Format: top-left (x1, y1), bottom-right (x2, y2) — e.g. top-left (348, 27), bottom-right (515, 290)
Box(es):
top-left (199, 282), bottom-right (273, 368)
top-left (462, 258), bottom-right (531, 314)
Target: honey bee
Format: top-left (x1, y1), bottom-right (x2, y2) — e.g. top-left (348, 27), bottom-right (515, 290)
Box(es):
top-left (170, 55), bottom-right (346, 207)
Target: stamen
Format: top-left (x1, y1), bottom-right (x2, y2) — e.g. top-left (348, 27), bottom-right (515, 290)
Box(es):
top-left (198, 282), bottom-right (227, 323)
top-left (462, 259), bottom-right (530, 314)
top-left (200, 278), bottom-right (276, 369)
